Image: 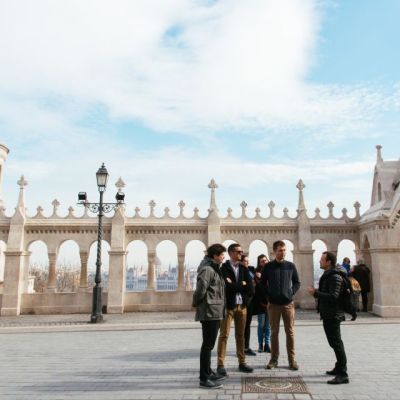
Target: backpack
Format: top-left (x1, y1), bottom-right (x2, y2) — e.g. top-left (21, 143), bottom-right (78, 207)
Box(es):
top-left (333, 270), bottom-right (357, 319)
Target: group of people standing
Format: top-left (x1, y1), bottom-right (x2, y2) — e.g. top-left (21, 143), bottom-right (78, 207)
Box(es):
top-left (192, 240), bottom-right (357, 389)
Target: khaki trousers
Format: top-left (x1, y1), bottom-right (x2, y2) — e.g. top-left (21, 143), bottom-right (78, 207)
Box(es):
top-left (217, 305), bottom-right (247, 366)
top-left (268, 302), bottom-right (295, 361)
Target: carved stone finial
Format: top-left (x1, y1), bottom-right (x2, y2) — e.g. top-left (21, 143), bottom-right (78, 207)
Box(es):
top-left (208, 178), bottom-right (218, 190)
top-left (315, 207), bottom-right (321, 218)
top-left (35, 206), bottom-right (44, 218)
top-left (296, 179), bottom-right (305, 192)
top-left (178, 200), bottom-right (185, 217)
top-left (193, 207), bottom-right (199, 218)
top-left (164, 207), bottom-right (170, 217)
top-left (149, 200), bottom-right (156, 217)
top-left (376, 145), bottom-right (383, 164)
top-left (17, 175), bottom-right (28, 188)
top-left (67, 206), bottom-right (75, 217)
top-left (227, 207), bottom-right (233, 217)
top-left (52, 199), bottom-right (60, 216)
top-left (283, 207), bottom-right (289, 218)
top-left (354, 201), bottom-right (361, 219)
top-left (255, 207), bottom-right (261, 218)
top-left (296, 179), bottom-right (306, 213)
top-left (134, 206), bottom-right (141, 217)
top-left (268, 201), bottom-right (275, 217)
top-left (342, 208), bottom-right (348, 218)
top-left (115, 177), bottom-right (126, 191)
top-left (327, 201), bottom-right (335, 217)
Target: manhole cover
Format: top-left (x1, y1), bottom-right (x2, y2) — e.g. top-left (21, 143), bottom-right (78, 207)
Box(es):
top-left (242, 376), bottom-right (309, 394)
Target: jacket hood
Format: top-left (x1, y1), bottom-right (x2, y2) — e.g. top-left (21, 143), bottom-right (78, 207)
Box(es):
top-left (197, 256), bottom-right (218, 273)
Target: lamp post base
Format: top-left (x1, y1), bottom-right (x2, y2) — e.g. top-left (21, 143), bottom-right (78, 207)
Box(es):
top-left (90, 285), bottom-right (103, 323)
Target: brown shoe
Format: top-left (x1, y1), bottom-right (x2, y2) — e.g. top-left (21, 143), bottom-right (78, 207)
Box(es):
top-left (265, 358), bottom-right (278, 369)
top-left (289, 360), bottom-right (299, 371)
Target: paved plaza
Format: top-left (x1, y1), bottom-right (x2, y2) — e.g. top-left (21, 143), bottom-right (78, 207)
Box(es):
top-left (1, 311), bottom-right (399, 400)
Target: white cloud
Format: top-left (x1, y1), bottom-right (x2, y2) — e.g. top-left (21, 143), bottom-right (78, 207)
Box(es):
top-left (1, 0), bottom-right (396, 138)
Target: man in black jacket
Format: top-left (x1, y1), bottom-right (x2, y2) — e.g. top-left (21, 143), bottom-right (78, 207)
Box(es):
top-left (261, 240), bottom-right (300, 371)
top-left (217, 243), bottom-right (254, 375)
top-left (307, 251), bottom-right (349, 385)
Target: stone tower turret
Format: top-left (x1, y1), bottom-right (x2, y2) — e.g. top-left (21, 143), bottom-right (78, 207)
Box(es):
top-left (0, 143), bottom-right (10, 207)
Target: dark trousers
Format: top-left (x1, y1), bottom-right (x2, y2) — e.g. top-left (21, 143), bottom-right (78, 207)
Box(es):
top-left (361, 290), bottom-right (369, 311)
top-left (200, 320), bottom-right (220, 381)
top-left (322, 318), bottom-right (348, 376)
top-left (244, 302), bottom-right (253, 349)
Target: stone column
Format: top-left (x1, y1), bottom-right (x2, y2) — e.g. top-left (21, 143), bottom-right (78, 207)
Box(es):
top-left (293, 249), bottom-right (315, 309)
top-left (177, 253), bottom-right (185, 291)
top-left (1, 250), bottom-right (30, 316)
top-left (79, 251), bottom-right (89, 291)
top-left (22, 251), bottom-right (32, 293)
top-left (146, 251), bottom-right (156, 290)
top-left (107, 250), bottom-right (128, 314)
top-left (46, 252), bottom-right (57, 292)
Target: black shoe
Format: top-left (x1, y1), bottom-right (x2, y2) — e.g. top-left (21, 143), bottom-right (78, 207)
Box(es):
top-left (327, 375), bottom-right (349, 385)
top-left (200, 379), bottom-right (223, 389)
top-left (216, 365), bottom-right (227, 377)
top-left (258, 346), bottom-right (263, 353)
top-left (264, 343), bottom-right (271, 353)
top-left (244, 348), bottom-right (257, 356)
top-left (351, 313), bottom-right (357, 321)
top-left (326, 368), bottom-right (338, 376)
top-left (239, 363), bottom-right (254, 373)
top-left (209, 371), bottom-right (225, 382)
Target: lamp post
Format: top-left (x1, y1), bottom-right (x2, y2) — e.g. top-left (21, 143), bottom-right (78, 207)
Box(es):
top-left (78, 163), bottom-right (125, 323)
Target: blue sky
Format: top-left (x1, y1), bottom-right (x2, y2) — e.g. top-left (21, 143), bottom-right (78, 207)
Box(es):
top-left (0, 0), bottom-right (399, 224)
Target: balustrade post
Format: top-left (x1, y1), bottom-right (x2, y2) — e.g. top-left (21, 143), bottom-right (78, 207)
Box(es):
top-left (46, 252), bottom-right (57, 292)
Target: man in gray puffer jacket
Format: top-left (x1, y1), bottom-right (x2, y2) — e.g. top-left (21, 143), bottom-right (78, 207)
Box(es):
top-left (192, 244), bottom-right (227, 389)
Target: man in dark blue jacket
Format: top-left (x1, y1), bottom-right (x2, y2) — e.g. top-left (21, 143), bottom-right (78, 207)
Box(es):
top-left (261, 240), bottom-right (300, 371)
top-left (307, 251), bottom-right (349, 385)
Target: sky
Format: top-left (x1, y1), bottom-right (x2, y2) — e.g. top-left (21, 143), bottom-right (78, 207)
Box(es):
top-left (0, 0), bottom-right (399, 269)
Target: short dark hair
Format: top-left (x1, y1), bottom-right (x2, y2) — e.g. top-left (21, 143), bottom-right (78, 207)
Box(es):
top-left (228, 243), bottom-right (240, 254)
top-left (273, 240), bottom-right (285, 251)
top-left (323, 251), bottom-right (337, 267)
top-left (207, 244), bottom-right (226, 258)
top-left (257, 254), bottom-right (268, 268)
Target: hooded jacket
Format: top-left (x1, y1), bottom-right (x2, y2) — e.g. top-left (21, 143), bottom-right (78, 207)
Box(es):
top-left (192, 256), bottom-right (226, 321)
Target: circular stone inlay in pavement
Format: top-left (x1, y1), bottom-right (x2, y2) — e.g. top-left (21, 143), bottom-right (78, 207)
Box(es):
top-left (242, 376), bottom-right (309, 394)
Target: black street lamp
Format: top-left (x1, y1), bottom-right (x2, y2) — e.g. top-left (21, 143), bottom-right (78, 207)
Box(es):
top-left (78, 163), bottom-right (125, 323)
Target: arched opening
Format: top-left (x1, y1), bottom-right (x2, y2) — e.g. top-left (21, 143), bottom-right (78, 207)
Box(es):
top-left (312, 240), bottom-right (327, 286)
top-left (337, 239), bottom-right (357, 271)
top-left (283, 239), bottom-right (294, 262)
top-left (0, 240), bottom-right (6, 282)
top-left (249, 240), bottom-right (269, 267)
top-left (88, 240), bottom-right (110, 289)
top-left (185, 240), bottom-right (207, 290)
top-left (28, 240), bottom-right (49, 293)
top-left (126, 240), bottom-right (148, 291)
top-left (57, 240), bottom-right (81, 292)
top-left (155, 240), bottom-right (178, 291)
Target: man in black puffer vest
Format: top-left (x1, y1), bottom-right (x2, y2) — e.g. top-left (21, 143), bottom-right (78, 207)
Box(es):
top-left (307, 251), bottom-right (349, 385)
top-left (217, 243), bottom-right (254, 376)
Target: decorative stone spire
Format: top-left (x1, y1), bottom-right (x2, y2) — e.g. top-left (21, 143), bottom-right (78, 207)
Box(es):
top-left (376, 145), bottom-right (383, 164)
top-left (193, 207), bottom-right (200, 218)
top-left (327, 201), bottom-right (335, 218)
top-left (51, 199), bottom-right (60, 217)
top-left (17, 175), bottom-right (28, 209)
top-left (134, 206), bottom-right (141, 217)
top-left (208, 178), bottom-right (219, 213)
top-left (354, 201), bottom-right (361, 219)
top-left (283, 207), bottom-right (289, 218)
top-left (255, 207), bottom-right (261, 218)
top-left (115, 177), bottom-right (125, 193)
top-left (296, 179), bottom-right (306, 213)
top-left (226, 207), bottom-right (233, 218)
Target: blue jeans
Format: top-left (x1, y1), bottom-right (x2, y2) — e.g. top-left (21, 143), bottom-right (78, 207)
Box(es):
top-left (257, 312), bottom-right (271, 348)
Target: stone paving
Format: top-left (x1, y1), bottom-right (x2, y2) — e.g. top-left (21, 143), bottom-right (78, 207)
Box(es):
top-left (0, 311), bottom-right (399, 400)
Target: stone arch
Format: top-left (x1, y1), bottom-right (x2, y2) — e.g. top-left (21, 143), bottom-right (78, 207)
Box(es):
top-left (248, 239), bottom-right (269, 267)
top-left (88, 240), bottom-right (111, 289)
top-left (337, 239), bottom-right (357, 268)
top-left (27, 240), bottom-right (49, 293)
top-left (312, 239), bottom-right (327, 286)
top-left (185, 240), bottom-right (206, 291)
top-left (282, 239), bottom-right (294, 262)
top-left (56, 240), bottom-right (81, 292)
top-left (155, 240), bottom-right (178, 291)
top-left (0, 239), bottom-right (6, 282)
top-left (126, 240), bottom-right (148, 292)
